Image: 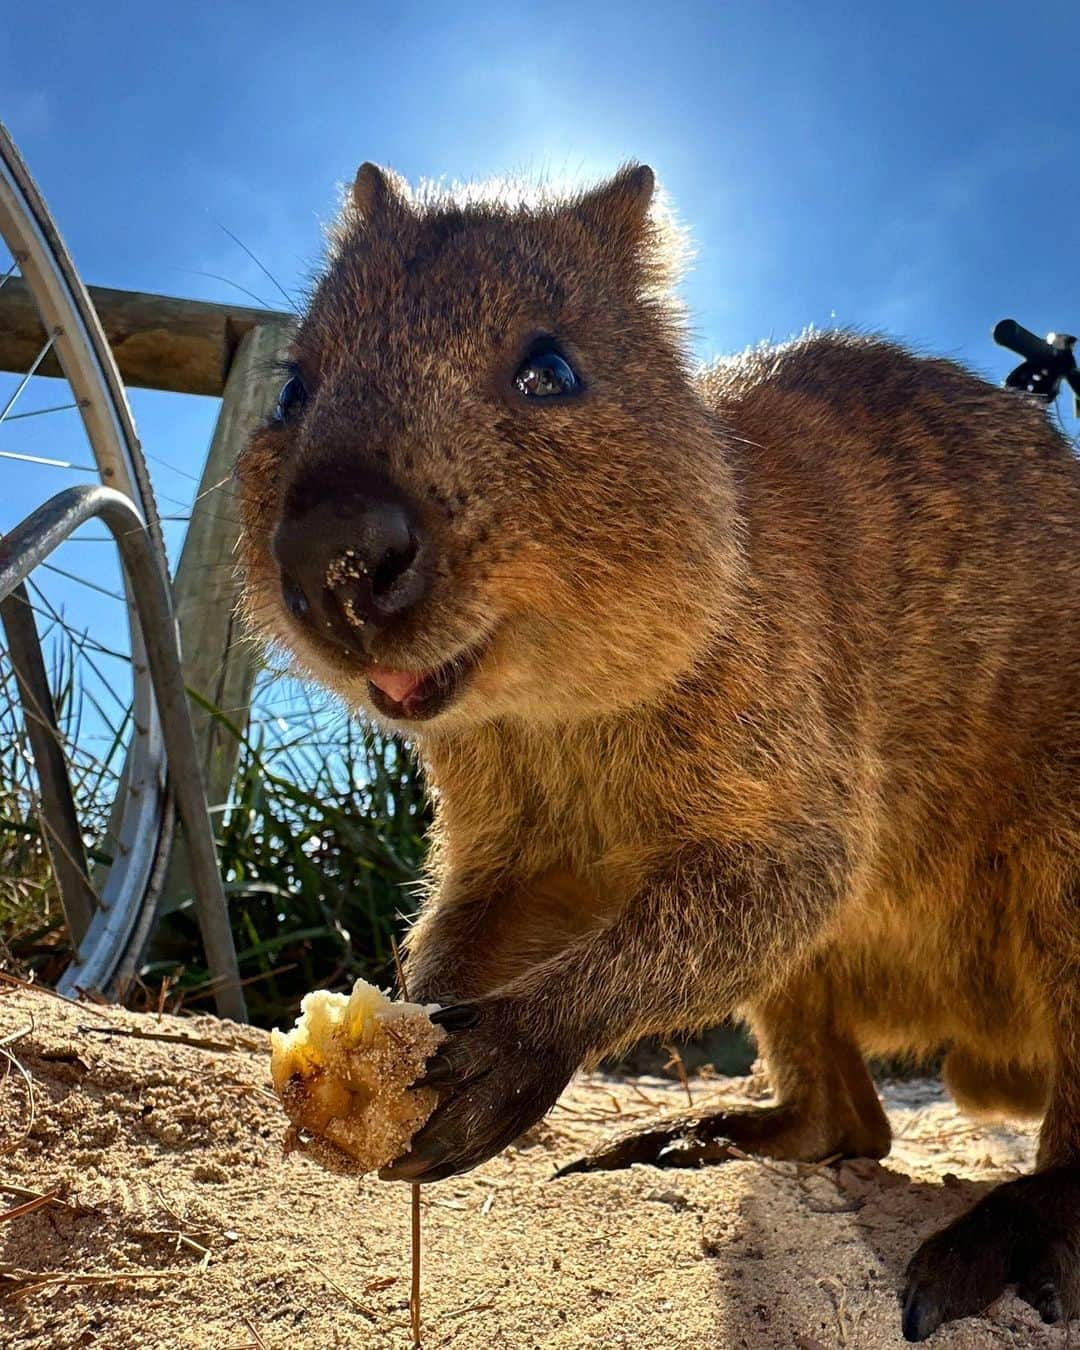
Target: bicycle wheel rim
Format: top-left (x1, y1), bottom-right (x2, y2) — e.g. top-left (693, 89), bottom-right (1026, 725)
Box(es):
top-left (0, 123), bottom-right (172, 998)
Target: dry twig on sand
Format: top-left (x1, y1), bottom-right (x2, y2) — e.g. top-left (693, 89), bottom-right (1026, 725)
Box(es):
top-left (0, 1266), bottom-right (191, 1301)
top-left (0, 1189), bottom-right (59, 1223)
top-left (0, 1017), bottom-right (35, 1158)
top-left (75, 1023), bottom-right (237, 1053)
top-left (0, 970), bottom-right (111, 1018)
top-left (661, 1043), bottom-right (694, 1108)
top-left (817, 1274), bottom-right (852, 1345)
top-left (241, 1315), bottom-right (269, 1349)
top-left (445, 1297), bottom-right (496, 1320)
top-left (302, 1257), bottom-right (377, 1323)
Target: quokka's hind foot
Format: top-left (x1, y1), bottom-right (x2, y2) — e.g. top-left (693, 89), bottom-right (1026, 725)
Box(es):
top-left (555, 1099), bottom-right (890, 1176)
top-left (900, 1165), bottom-right (1080, 1341)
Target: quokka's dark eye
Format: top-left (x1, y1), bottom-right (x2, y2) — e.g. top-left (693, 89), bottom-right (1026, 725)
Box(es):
top-left (273, 372), bottom-right (307, 425)
top-left (513, 343), bottom-right (581, 399)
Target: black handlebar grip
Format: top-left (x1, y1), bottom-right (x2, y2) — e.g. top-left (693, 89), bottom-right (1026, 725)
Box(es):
top-left (993, 319), bottom-right (1053, 363)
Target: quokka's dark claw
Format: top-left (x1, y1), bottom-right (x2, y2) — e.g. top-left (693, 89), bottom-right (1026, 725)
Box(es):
top-left (554, 1118), bottom-right (734, 1177)
top-left (430, 1002), bottom-right (482, 1031)
top-left (899, 1287), bottom-right (942, 1343)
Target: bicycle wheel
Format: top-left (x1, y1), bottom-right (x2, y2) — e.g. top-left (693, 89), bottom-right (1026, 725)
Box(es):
top-left (0, 122), bottom-right (173, 999)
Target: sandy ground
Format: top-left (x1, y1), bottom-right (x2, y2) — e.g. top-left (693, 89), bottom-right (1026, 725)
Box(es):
top-left (0, 983), bottom-right (1075, 1350)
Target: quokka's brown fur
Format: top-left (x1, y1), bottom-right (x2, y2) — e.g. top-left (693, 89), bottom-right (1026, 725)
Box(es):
top-left (236, 162), bottom-right (1080, 1338)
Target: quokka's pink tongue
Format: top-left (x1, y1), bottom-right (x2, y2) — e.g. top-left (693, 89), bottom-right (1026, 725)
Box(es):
top-left (367, 666), bottom-right (425, 704)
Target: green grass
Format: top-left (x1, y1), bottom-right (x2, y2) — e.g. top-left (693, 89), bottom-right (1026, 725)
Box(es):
top-left (0, 612), bottom-right (126, 983)
top-left (144, 682), bottom-right (429, 1027)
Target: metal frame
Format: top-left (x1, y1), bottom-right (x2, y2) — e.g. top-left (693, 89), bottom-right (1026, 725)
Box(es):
top-left (0, 125), bottom-right (174, 977)
top-left (0, 122), bottom-right (246, 1021)
top-left (0, 485), bottom-right (246, 1020)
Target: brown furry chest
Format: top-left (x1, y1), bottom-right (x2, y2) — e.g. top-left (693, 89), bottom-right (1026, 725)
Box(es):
top-left (431, 716), bottom-right (680, 882)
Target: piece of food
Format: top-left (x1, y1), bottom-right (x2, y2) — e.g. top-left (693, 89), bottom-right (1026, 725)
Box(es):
top-left (270, 978), bottom-right (445, 1175)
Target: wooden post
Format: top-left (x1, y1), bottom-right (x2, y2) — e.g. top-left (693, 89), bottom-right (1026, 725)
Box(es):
top-left (164, 317), bottom-right (294, 903)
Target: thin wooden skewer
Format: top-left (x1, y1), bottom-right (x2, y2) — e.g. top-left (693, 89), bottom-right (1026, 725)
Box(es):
top-left (410, 1180), bottom-right (421, 1349)
top-left (390, 936), bottom-right (423, 1350)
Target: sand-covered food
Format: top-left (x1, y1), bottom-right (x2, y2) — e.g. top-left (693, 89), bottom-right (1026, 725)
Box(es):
top-left (269, 979), bottom-right (444, 1175)
top-left (1, 982), bottom-right (1074, 1348)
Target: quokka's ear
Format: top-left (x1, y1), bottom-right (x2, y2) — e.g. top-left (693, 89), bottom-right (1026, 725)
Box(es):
top-left (350, 162), bottom-right (402, 220)
top-left (574, 163), bottom-right (656, 245)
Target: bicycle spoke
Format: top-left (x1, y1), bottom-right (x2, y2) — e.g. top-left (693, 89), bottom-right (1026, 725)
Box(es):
top-left (143, 449), bottom-right (200, 483)
top-left (13, 595), bottom-right (131, 661)
top-left (27, 579), bottom-right (132, 716)
top-left (0, 448), bottom-right (98, 471)
top-left (40, 560), bottom-right (126, 603)
top-left (2, 401), bottom-right (80, 422)
top-left (0, 333), bottom-right (56, 421)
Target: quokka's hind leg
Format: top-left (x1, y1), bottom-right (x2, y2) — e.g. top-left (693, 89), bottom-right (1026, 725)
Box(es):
top-left (557, 967), bottom-right (890, 1175)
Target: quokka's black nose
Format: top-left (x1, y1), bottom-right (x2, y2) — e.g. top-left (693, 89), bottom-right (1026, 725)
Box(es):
top-left (272, 483), bottom-right (427, 655)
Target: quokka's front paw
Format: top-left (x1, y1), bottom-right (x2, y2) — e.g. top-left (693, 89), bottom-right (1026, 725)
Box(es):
top-left (901, 1165), bottom-right (1080, 1341)
top-left (378, 996), bottom-right (578, 1184)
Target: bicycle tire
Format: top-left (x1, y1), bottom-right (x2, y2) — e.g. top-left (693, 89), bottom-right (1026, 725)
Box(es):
top-left (0, 123), bottom-right (174, 998)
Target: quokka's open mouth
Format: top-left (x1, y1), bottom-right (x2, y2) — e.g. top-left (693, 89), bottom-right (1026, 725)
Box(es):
top-left (366, 639), bottom-right (488, 722)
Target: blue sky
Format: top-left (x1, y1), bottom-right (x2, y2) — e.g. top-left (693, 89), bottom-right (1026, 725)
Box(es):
top-left (2, 0), bottom-right (1077, 699)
